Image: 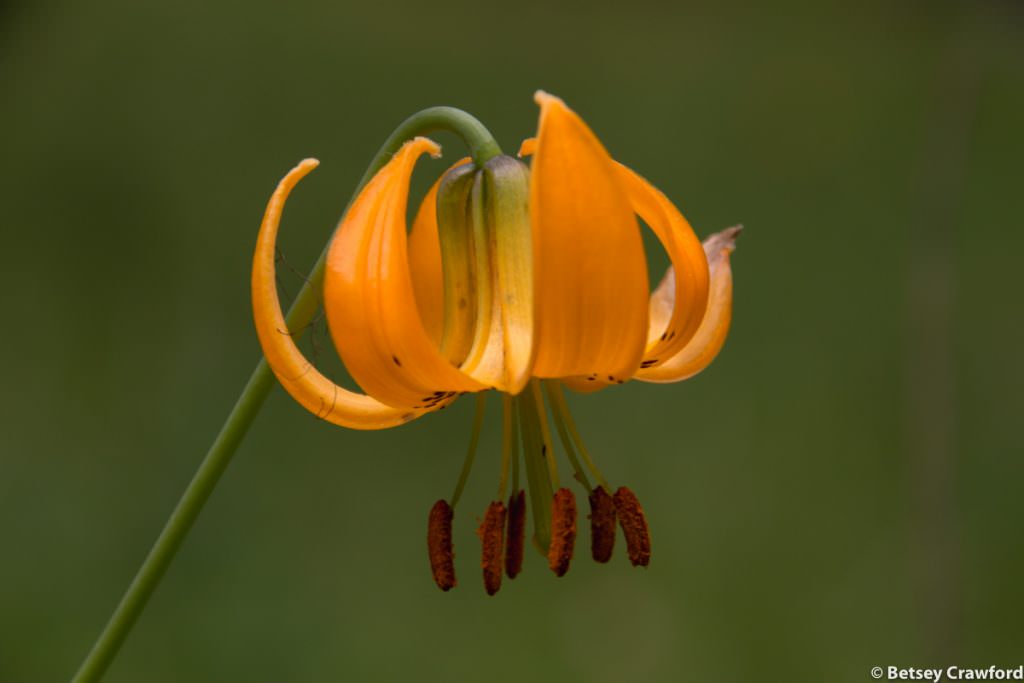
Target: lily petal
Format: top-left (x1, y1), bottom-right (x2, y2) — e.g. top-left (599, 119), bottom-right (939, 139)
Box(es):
top-left (456, 156), bottom-right (536, 395)
top-left (251, 159), bottom-right (415, 429)
top-left (407, 156), bottom-right (535, 395)
top-left (521, 137), bottom-right (711, 389)
top-left (616, 164), bottom-right (709, 365)
top-left (324, 138), bottom-right (485, 409)
top-left (528, 92), bottom-right (649, 382)
top-left (635, 226), bottom-right (740, 383)
top-left (408, 158), bottom-right (471, 346)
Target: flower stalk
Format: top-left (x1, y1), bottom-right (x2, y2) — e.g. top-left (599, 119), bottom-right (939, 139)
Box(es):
top-left (72, 107), bottom-right (503, 683)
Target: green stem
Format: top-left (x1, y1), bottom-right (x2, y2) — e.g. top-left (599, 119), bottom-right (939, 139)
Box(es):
top-left (450, 393), bottom-right (487, 508)
top-left (543, 381), bottom-right (591, 491)
top-left (497, 395), bottom-right (514, 501)
top-left (529, 380), bottom-right (559, 489)
top-left (72, 108), bottom-right (501, 683)
top-left (510, 401), bottom-right (520, 495)
top-left (548, 382), bottom-right (610, 493)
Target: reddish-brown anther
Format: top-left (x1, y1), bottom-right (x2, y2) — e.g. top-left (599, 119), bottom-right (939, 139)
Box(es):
top-left (588, 486), bottom-right (617, 563)
top-left (505, 490), bottom-right (526, 579)
top-left (613, 487), bottom-right (651, 567)
top-left (427, 500), bottom-right (456, 591)
top-left (547, 488), bottom-right (577, 577)
top-left (477, 501), bottom-right (507, 596)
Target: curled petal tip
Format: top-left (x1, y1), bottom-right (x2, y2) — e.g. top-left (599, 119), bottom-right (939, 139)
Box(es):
top-left (705, 225), bottom-right (743, 255)
top-left (297, 158), bottom-right (320, 169)
top-left (407, 136), bottom-right (442, 159)
top-left (724, 223), bottom-right (744, 238)
top-left (516, 137), bottom-right (537, 158)
top-left (533, 90), bottom-right (562, 107)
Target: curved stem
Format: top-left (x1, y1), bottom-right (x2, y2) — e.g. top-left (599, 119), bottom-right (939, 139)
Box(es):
top-left (72, 108), bottom-right (501, 683)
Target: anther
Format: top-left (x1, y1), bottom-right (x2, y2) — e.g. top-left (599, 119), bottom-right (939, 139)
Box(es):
top-left (427, 500), bottom-right (457, 591)
top-left (547, 488), bottom-right (577, 577)
top-left (505, 490), bottom-right (526, 579)
top-left (588, 486), bottom-right (616, 563)
top-left (477, 501), bottom-right (507, 596)
top-left (613, 487), bottom-right (651, 567)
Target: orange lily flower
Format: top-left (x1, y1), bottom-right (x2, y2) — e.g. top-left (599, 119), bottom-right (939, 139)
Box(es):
top-left (252, 91), bottom-right (739, 594)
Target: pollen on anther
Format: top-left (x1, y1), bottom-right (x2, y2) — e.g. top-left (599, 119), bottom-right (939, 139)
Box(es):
top-left (427, 500), bottom-right (457, 590)
top-left (588, 486), bottom-right (616, 563)
top-left (477, 501), bottom-right (507, 596)
top-left (548, 488), bottom-right (577, 577)
top-left (505, 490), bottom-right (526, 579)
top-left (613, 487), bottom-right (651, 567)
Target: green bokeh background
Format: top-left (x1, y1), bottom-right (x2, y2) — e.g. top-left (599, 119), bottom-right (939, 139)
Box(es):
top-left (2, 0), bottom-right (1022, 681)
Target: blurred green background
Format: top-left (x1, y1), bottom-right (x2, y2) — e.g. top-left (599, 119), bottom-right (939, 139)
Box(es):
top-left (2, 0), bottom-right (1022, 680)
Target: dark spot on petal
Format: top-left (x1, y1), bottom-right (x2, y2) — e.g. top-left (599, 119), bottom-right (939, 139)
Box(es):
top-left (392, 355), bottom-right (402, 367)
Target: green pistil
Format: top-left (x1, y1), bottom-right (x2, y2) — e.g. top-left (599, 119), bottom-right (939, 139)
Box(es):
top-left (543, 381), bottom-right (591, 491)
top-left (516, 388), bottom-right (553, 554)
top-left (547, 382), bottom-right (611, 493)
top-left (450, 393), bottom-right (487, 508)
